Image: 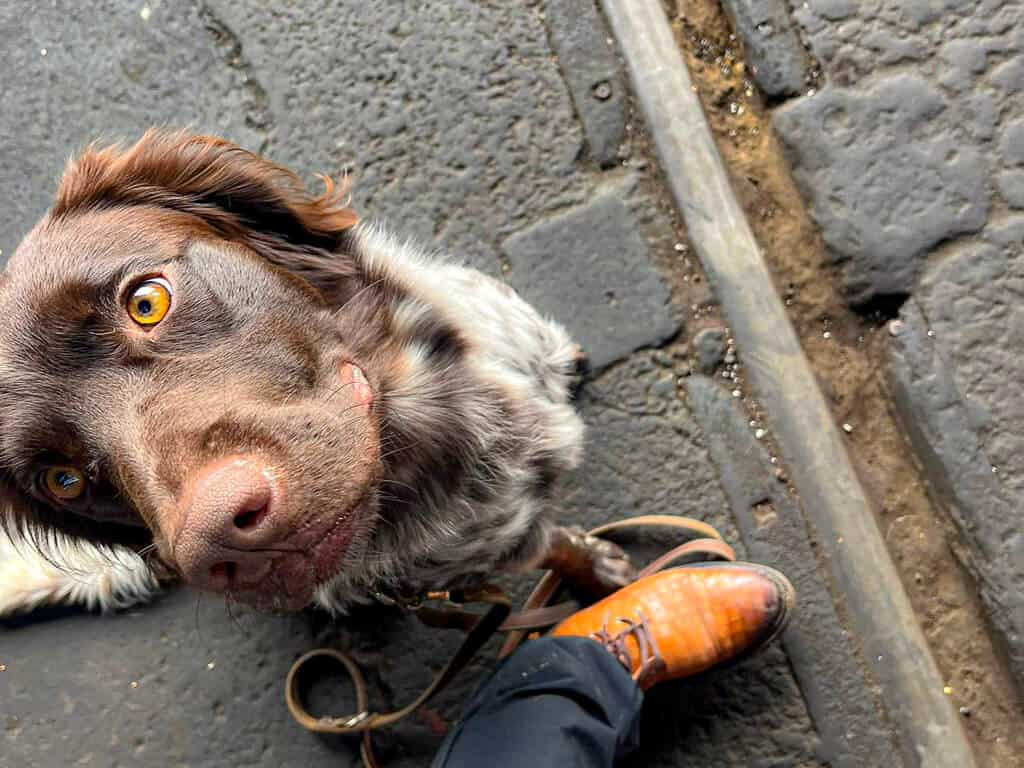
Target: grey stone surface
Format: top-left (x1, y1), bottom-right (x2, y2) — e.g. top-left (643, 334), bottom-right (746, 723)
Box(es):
top-left (1, 595), bottom-right (453, 768)
top-left (771, 0), bottom-right (1024, 305)
top-left (198, 0), bottom-right (587, 264)
top-left (774, 74), bottom-right (989, 304)
top-left (693, 326), bottom-right (728, 373)
top-left (544, 0), bottom-right (627, 168)
top-left (503, 185), bottom-right (680, 370)
top-left (0, 0), bottom-right (591, 272)
top-left (760, 0), bottom-right (1024, 684)
top-left (1001, 119), bottom-right (1024, 166)
top-left (0, 0), bottom-right (896, 764)
top-left (686, 375), bottom-right (897, 767)
top-left (721, 0), bottom-right (810, 98)
top-left (886, 234), bottom-right (1024, 688)
top-left (998, 170), bottom-right (1024, 209)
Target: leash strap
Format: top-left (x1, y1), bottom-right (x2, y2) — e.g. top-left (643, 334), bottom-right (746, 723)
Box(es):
top-left (284, 515), bottom-right (736, 765)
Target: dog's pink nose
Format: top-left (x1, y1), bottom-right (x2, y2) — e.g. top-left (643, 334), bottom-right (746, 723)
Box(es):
top-left (174, 456), bottom-right (283, 592)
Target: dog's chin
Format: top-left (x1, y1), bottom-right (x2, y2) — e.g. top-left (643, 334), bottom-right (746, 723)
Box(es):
top-left (219, 497), bottom-right (372, 613)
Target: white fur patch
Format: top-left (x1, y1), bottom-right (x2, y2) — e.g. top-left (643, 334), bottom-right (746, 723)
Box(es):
top-left (0, 529), bottom-right (160, 616)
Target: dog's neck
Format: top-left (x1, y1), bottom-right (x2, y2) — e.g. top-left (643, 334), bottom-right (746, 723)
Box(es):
top-left (319, 225), bottom-right (522, 602)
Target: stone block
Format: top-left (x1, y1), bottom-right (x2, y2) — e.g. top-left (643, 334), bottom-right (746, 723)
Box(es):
top-left (503, 186), bottom-right (679, 370)
top-left (544, 0), bottom-right (627, 167)
top-left (722, 0), bottom-right (810, 98)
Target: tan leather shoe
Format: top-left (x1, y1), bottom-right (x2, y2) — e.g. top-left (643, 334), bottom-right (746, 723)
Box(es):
top-left (551, 562), bottom-right (795, 690)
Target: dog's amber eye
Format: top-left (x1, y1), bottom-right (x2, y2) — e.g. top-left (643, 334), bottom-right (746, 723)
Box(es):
top-left (127, 278), bottom-right (172, 326)
top-left (43, 466), bottom-right (86, 501)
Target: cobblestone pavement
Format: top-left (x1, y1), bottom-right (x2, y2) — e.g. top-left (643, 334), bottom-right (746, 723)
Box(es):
top-left (728, 0), bottom-right (1024, 691)
top-left (1, 2), bottom-right (897, 766)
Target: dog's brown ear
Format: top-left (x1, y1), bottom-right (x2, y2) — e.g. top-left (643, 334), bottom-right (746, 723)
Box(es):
top-left (52, 129), bottom-right (360, 301)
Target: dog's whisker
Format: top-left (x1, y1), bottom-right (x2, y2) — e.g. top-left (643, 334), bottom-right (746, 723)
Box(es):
top-left (335, 277), bottom-right (388, 314)
top-left (136, 542), bottom-right (158, 558)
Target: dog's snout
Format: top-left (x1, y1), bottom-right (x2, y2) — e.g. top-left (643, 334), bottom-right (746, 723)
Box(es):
top-left (174, 456), bottom-right (283, 592)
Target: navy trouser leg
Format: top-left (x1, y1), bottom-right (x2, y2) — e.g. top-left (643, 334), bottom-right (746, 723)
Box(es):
top-left (431, 636), bottom-right (644, 768)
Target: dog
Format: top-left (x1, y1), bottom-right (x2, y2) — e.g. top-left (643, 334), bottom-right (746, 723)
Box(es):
top-left (0, 130), bottom-right (633, 618)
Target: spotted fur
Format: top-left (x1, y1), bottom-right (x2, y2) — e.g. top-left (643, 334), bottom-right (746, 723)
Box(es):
top-left (0, 136), bottom-right (585, 616)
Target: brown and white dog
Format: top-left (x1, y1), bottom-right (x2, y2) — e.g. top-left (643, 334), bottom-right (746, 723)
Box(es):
top-left (0, 131), bottom-right (631, 618)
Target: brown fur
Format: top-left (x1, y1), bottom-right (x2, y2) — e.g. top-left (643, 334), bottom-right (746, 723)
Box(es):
top-left (0, 130), bottom-right (627, 615)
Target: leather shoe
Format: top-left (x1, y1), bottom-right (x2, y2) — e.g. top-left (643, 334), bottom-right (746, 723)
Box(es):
top-left (551, 562), bottom-right (795, 689)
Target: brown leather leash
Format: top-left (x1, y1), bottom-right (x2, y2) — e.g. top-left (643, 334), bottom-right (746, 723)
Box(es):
top-left (285, 514), bottom-right (736, 768)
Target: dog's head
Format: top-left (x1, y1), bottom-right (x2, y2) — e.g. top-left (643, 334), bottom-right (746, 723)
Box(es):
top-left (0, 131), bottom-right (390, 610)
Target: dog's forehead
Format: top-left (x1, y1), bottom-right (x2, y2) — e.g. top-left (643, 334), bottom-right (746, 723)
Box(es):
top-left (0, 208), bottom-right (194, 341)
top-left (5, 207), bottom-right (188, 287)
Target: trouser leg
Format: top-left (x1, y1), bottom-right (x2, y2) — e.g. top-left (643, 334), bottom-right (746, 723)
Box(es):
top-left (431, 636), bottom-right (644, 768)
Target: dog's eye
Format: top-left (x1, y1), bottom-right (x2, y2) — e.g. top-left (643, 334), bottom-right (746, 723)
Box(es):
top-left (43, 466), bottom-right (87, 501)
top-left (127, 278), bottom-right (172, 326)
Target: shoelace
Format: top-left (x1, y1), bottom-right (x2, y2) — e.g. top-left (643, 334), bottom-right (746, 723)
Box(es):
top-left (591, 611), bottom-right (667, 687)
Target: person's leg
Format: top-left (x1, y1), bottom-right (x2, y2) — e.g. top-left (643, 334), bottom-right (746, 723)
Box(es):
top-left (431, 636), bottom-right (643, 768)
top-left (432, 561), bottom-right (796, 767)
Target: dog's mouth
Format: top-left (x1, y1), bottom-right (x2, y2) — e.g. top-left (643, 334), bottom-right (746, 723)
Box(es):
top-left (223, 496), bottom-right (369, 612)
top-left (166, 360), bottom-right (381, 612)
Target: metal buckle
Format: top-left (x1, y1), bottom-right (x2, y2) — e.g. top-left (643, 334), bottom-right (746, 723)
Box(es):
top-left (320, 710), bottom-right (373, 729)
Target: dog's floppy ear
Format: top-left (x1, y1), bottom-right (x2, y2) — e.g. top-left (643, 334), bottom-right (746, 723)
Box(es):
top-left (51, 129), bottom-right (360, 302)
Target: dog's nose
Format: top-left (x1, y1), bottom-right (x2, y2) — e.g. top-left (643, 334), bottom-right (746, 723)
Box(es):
top-left (174, 456), bottom-right (284, 592)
